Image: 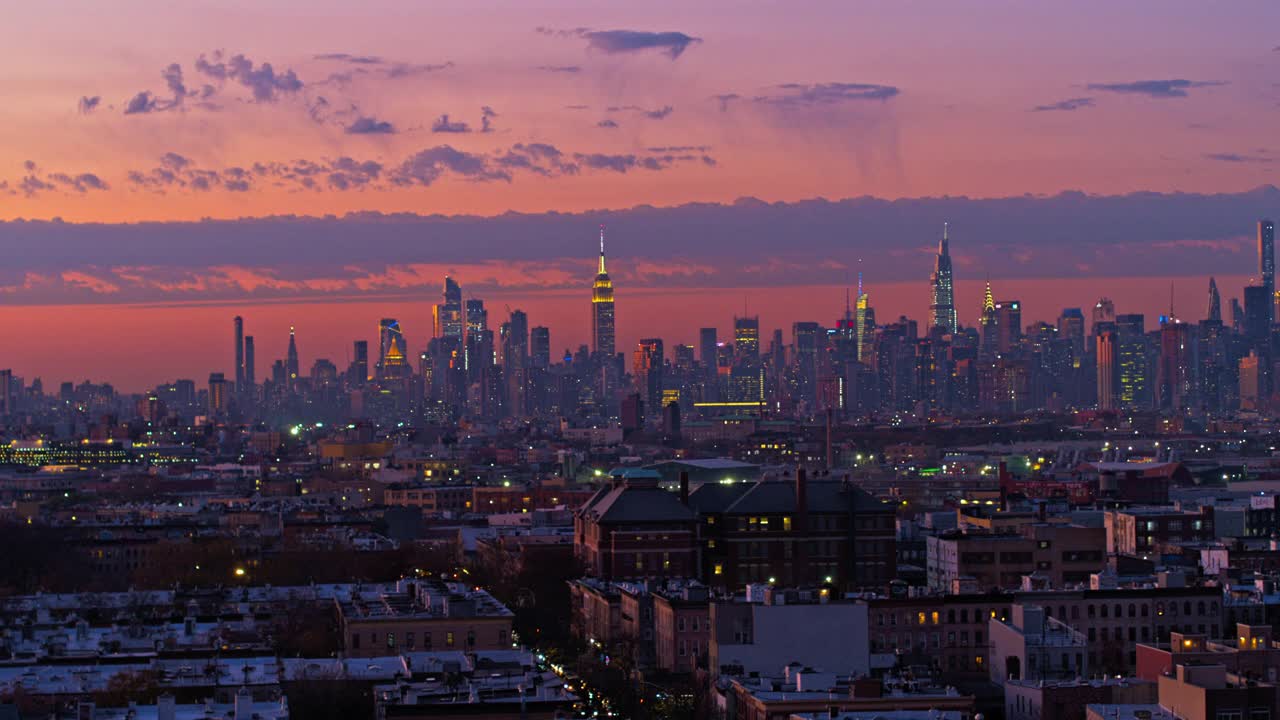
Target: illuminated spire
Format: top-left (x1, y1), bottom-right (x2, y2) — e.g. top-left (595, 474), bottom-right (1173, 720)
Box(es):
top-left (982, 277), bottom-right (994, 313)
top-left (940, 221), bottom-right (949, 254)
top-left (597, 225), bottom-right (607, 276)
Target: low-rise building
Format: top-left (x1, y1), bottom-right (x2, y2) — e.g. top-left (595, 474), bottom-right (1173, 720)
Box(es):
top-left (336, 579), bottom-right (514, 657)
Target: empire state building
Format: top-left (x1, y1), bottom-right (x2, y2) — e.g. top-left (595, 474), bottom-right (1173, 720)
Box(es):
top-left (591, 226), bottom-right (616, 357)
top-left (929, 222), bottom-right (958, 334)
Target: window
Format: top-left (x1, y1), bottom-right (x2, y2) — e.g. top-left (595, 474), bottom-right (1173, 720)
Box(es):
top-left (352, 634), bottom-right (361, 650)
top-left (783, 516), bottom-right (792, 531)
top-left (387, 633), bottom-right (396, 649)
top-left (424, 633), bottom-right (432, 650)
top-left (678, 618), bottom-right (685, 632)
top-left (467, 630), bottom-right (475, 648)
top-left (678, 640), bottom-right (686, 656)
top-left (1141, 605), bottom-right (1149, 617)
top-left (714, 564), bottom-right (723, 576)
top-left (406, 632), bottom-right (415, 649)
top-left (446, 632), bottom-right (455, 648)
top-left (1129, 604), bottom-right (1136, 618)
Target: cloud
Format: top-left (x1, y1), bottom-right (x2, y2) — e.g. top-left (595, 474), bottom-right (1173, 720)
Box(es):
top-left (123, 91), bottom-right (161, 115)
top-left (493, 143), bottom-right (580, 177)
top-left (1204, 152), bottom-right (1272, 164)
top-left (538, 27), bottom-right (702, 59)
top-left (194, 51), bottom-right (303, 102)
top-left (582, 29), bottom-right (701, 59)
top-left (754, 82), bottom-right (900, 106)
top-left (1031, 97), bottom-right (1095, 112)
top-left (607, 104), bottom-right (674, 120)
top-left (8, 187), bottom-right (1280, 310)
top-left (313, 53), bottom-right (384, 65)
top-left (596, 119), bottom-right (619, 129)
top-left (481, 106), bottom-right (498, 133)
top-left (77, 96), bottom-right (101, 114)
top-left (389, 145), bottom-right (511, 186)
top-left (431, 114), bottom-right (471, 133)
top-left (12, 162), bottom-right (109, 197)
top-left (570, 151), bottom-right (707, 173)
top-left (383, 61), bottom-right (454, 79)
top-left (1085, 79), bottom-right (1226, 98)
top-left (536, 65), bottom-right (581, 73)
top-left (346, 116), bottom-right (396, 134)
top-left (712, 93), bottom-right (740, 112)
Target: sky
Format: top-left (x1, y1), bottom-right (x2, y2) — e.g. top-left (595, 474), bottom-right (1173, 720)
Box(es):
top-left (1, 1), bottom-right (1279, 390)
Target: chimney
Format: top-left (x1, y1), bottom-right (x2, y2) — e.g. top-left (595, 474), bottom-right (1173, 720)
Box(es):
top-left (679, 471), bottom-right (690, 506)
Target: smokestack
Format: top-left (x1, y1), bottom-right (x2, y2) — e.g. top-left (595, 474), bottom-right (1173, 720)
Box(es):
top-left (679, 471), bottom-right (690, 506)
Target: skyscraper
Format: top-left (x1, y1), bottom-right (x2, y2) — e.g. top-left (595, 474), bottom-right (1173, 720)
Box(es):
top-left (979, 279), bottom-right (997, 358)
top-left (530, 327), bottom-right (551, 369)
top-left (0, 369), bottom-right (11, 417)
top-left (929, 222), bottom-right (958, 334)
top-left (243, 336), bottom-right (256, 389)
top-left (591, 226), bottom-right (616, 358)
top-left (378, 318), bottom-right (405, 376)
top-left (208, 372), bottom-right (229, 417)
top-left (503, 309), bottom-right (529, 368)
top-left (855, 273), bottom-right (873, 363)
top-left (433, 276), bottom-right (463, 340)
top-left (633, 338), bottom-right (664, 412)
top-left (286, 326), bottom-right (299, 381)
top-left (994, 300), bottom-right (1022, 354)
top-left (234, 316), bottom-right (245, 390)
top-left (351, 340), bottom-right (369, 385)
top-left (1057, 308), bottom-right (1085, 358)
top-left (1260, 219), bottom-right (1275, 305)
top-left (1206, 277), bottom-right (1222, 325)
top-left (733, 316), bottom-right (760, 360)
top-left (698, 328), bottom-right (718, 372)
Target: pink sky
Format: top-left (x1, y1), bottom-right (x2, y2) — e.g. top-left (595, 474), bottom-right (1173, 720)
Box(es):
top-left (0, 1), bottom-right (1277, 389)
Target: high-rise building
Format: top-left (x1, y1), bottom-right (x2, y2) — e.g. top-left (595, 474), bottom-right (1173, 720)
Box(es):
top-left (855, 274), bottom-right (873, 363)
top-left (633, 338), bottom-right (664, 412)
top-left (530, 327), bottom-right (551, 369)
top-left (698, 328), bottom-right (718, 372)
top-left (591, 227), bottom-right (616, 358)
top-left (1095, 325), bottom-right (1117, 411)
top-left (1092, 298), bottom-right (1116, 335)
top-left (929, 222), bottom-right (958, 334)
top-left (1260, 219), bottom-right (1275, 309)
top-left (1206, 277), bottom-right (1222, 325)
top-left (502, 309), bottom-right (529, 369)
top-left (994, 300), bottom-right (1022, 354)
top-left (286, 327), bottom-right (299, 381)
top-left (433, 276), bottom-right (463, 340)
top-left (378, 318), bottom-right (406, 377)
top-left (208, 373), bottom-right (229, 417)
top-left (234, 316), bottom-right (245, 390)
top-left (979, 280), bottom-right (998, 358)
top-left (1157, 316), bottom-right (1192, 411)
top-left (734, 316), bottom-right (760, 361)
top-left (0, 369), bottom-right (11, 417)
top-left (1057, 308), bottom-right (1085, 358)
top-left (1115, 313), bottom-right (1149, 409)
top-left (351, 341), bottom-right (369, 385)
top-left (243, 336), bottom-right (256, 388)
top-left (1244, 284), bottom-right (1271, 347)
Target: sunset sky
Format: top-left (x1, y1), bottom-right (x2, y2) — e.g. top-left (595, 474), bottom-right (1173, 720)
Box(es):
top-left (1, 1), bottom-right (1279, 389)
